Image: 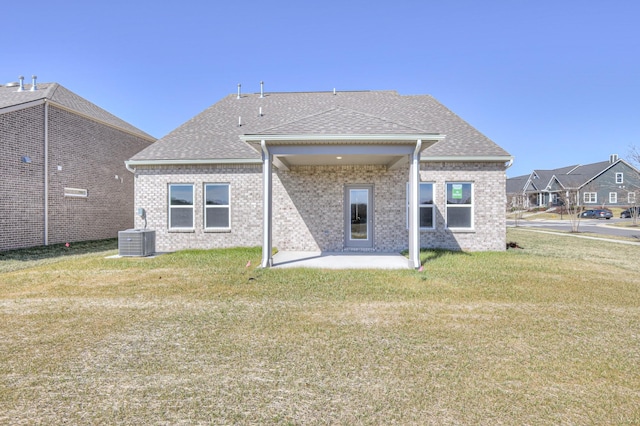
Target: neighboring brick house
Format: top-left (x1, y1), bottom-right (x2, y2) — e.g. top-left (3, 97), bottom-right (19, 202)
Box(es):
top-left (0, 76), bottom-right (155, 251)
top-left (507, 155), bottom-right (640, 209)
top-left (126, 87), bottom-right (512, 268)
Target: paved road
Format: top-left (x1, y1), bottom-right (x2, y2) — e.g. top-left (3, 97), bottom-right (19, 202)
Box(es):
top-left (507, 218), bottom-right (640, 239)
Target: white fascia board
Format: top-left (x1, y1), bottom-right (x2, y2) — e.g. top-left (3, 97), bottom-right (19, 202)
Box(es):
top-left (0, 98), bottom-right (46, 115)
top-left (125, 158), bottom-right (262, 169)
top-left (1, 97), bottom-right (155, 142)
top-left (421, 155), bottom-right (514, 162)
top-left (240, 134), bottom-right (445, 142)
top-left (48, 100), bottom-right (156, 142)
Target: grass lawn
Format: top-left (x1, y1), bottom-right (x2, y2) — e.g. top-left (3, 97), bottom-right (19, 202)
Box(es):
top-left (1, 229), bottom-right (639, 424)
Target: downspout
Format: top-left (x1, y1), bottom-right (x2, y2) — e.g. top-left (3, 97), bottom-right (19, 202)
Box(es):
top-left (408, 139), bottom-right (422, 269)
top-left (43, 101), bottom-right (49, 246)
top-left (261, 140), bottom-right (273, 268)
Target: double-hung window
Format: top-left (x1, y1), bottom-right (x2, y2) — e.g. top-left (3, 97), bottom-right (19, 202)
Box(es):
top-left (583, 192), bottom-right (597, 204)
top-left (629, 192), bottom-right (637, 204)
top-left (406, 182), bottom-right (435, 229)
top-left (419, 183), bottom-right (435, 229)
top-left (609, 192), bottom-right (618, 204)
top-left (616, 173), bottom-right (624, 184)
top-left (205, 183), bottom-right (230, 229)
top-left (169, 184), bottom-right (194, 229)
top-left (446, 182), bottom-right (473, 229)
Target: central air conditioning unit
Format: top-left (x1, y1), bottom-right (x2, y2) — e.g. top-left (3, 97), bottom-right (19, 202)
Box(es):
top-left (118, 229), bottom-right (155, 257)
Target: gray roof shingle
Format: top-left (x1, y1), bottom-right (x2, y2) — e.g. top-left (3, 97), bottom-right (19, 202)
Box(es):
top-left (508, 160), bottom-right (633, 192)
top-left (0, 82), bottom-right (154, 140)
top-left (131, 90), bottom-right (510, 161)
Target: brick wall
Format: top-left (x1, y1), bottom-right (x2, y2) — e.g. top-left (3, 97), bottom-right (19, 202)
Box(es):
top-left (420, 161), bottom-right (507, 251)
top-left (135, 161), bottom-right (507, 254)
top-left (0, 104), bottom-right (153, 251)
top-left (0, 105), bottom-right (46, 251)
top-left (133, 164), bottom-right (264, 252)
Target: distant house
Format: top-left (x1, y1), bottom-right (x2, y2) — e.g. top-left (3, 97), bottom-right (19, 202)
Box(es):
top-left (126, 88), bottom-right (512, 268)
top-left (0, 76), bottom-right (155, 251)
top-left (507, 155), bottom-right (640, 209)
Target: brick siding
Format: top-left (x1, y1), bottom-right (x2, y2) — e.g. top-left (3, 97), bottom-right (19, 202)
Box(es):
top-left (0, 105), bottom-right (45, 251)
top-left (134, 161), bottom-right (507, 253)
top-left (0, 104), bottom-right (153, 251)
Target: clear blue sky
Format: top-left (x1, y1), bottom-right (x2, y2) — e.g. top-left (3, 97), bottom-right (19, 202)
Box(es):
top-left (5, 0), bottom-right (639, 177)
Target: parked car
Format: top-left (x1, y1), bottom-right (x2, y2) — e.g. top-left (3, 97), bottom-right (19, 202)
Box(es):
top-left (579, 209), bottom-right (613, 219)
top-left (620, 207), bottom-right (640, 218)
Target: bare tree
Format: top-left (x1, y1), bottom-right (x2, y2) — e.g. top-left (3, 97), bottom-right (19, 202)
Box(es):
top-left (556, 189), bottom-right (582, 232)
top-left (507, 193), bottom-right (526, 227)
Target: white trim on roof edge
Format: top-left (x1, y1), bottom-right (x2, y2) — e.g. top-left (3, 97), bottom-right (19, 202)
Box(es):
top-left (1, 98), bottom-right (155, 142)
top-left (0, 99), bottom-right (46, 115)
top-left (125, 158), bottom-right (263, 172)
top-left (421, 155), bottom-right (513, 162)
top-left (240, 134), bottom-right (445, 142)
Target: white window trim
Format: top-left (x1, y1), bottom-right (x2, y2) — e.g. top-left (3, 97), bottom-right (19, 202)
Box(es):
top-left (445, 182), bottom-right (474, 230)
top-left (616, 172), bottom-right (624, 184)
top-left (204, 183), bottom-right (231, 230)
top-left (609, 192), bottom-right (617, 204)
top-left (168, 184), bottom-right (195, 230)
top-left (583, 192), bottom-right (597, 204)
top-left (406, 182), bottom-right (436, 230)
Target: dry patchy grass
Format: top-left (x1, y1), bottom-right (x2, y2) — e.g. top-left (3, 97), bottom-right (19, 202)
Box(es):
top-left (1, 230), bottom-right (639, 424)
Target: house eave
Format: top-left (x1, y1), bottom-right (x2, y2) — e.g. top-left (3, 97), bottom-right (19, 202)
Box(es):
top-left (421, 155), bottom-right (513, 162)
top-left (125, 158), bottom-right (262, 172)
top-left (239, 134), bottom-right (445, 143)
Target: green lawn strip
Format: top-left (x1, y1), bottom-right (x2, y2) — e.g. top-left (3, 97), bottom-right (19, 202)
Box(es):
top-left (1, 230), bottom-right (639, 424)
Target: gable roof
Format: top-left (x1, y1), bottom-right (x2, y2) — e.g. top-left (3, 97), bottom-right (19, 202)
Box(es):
top-left (130, 90), bottom-right (510, 163)
top-left (506, 174), bottom-right (530, 194)
top-left (0, 81), bottom-right (155, 141)
top-left (508, 159), bottom-right (640, 192)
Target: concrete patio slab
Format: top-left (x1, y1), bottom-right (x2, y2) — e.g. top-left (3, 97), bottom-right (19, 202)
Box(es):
top-left (272, 251), bottom-right (410, 269)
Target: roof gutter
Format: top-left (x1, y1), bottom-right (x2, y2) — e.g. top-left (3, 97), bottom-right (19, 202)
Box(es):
top-left (422, 155), bottom-right (514, 163)
top-left (240, 134), bottom-right (445, 143)
top-left (124, 158), bottom-right (263, 173)
top-left (1, 98), bottom-right (155, 142)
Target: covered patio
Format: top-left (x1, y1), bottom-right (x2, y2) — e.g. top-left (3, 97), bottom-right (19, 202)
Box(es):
top-left (272, 251), bottom-right (411, 269)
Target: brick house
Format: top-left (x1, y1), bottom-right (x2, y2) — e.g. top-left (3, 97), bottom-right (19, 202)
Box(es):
top-left (0, 76), bottom-right (155, 251)
top-left (507, 155), bottom-right (640, 209)
top-left (126, 87), bottom-right (512, 268)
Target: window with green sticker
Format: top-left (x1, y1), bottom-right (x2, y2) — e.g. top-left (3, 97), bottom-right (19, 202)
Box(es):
top-left (446, 182), bottom-right (473, 229)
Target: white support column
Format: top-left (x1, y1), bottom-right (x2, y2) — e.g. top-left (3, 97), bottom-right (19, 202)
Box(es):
top-left (408, 139), bottom-right (422, 269)
top-left (261, 140), bottom-right (273, 268)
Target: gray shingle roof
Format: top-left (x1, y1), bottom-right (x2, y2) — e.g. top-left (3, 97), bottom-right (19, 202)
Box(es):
top-left (0, 82), bottom-right (154, 140)
top-left (131, 90), bottom-right (510, 161)
top-left (506, 174), bottom-right (530, 194)
top-left (508, 160), bottom-right (632, 192)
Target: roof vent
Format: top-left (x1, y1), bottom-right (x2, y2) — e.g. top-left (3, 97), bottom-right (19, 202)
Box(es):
top-left (610, 154), bottom-right (618, 163)
top-left (333, 88), bottom-right (336, 95)
top-left (17, 75), bottom-right (25, 92)
top-left (5, 82), bottom-right (19, 87)
top-left (30, 75), bottom-right (37, 91)
top-left (237, 83), bottom-right (241, 99)
top-left (260, 81), bottom-right (264, 98)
